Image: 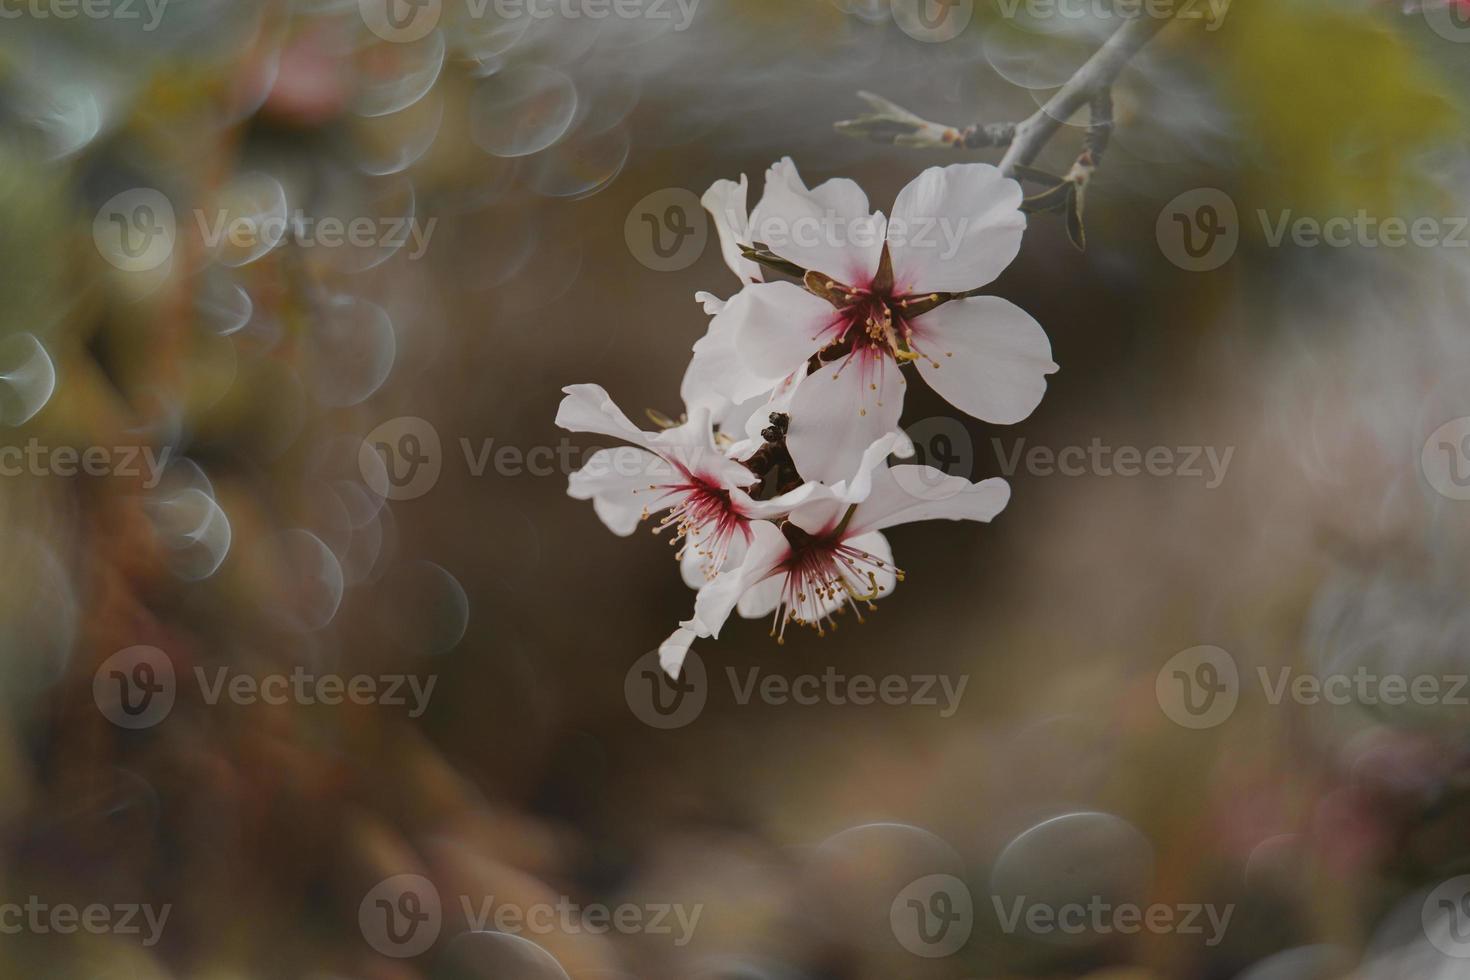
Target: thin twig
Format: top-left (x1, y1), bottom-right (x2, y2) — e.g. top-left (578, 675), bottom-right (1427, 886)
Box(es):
top-left (999, 16), bottom-right (1168, 175)
top-left (834, 15), bottom-right (1171, 176)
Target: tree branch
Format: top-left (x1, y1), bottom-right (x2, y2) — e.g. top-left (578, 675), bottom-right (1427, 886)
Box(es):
top-left (834, 15), bottom-right (1170, 177)
top-left (999, 15), bottom-right (1168, 175)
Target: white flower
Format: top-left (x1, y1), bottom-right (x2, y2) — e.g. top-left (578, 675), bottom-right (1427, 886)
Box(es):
top-left (704, 159), bottom-right (1059, 482)
top-left (659, 435), bottom-right (1011, 676)
top-left (555, 385), bottom-right (811, 577)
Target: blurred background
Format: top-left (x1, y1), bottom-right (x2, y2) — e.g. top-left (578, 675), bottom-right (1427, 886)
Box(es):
top-left (2, 0), bottom-right (1470, 977)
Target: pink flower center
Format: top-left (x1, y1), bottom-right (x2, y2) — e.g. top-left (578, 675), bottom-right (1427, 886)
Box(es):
top-left (768, 525), bottom-right (902, 643)
top-left (647, 467), bottom-right (748, 577)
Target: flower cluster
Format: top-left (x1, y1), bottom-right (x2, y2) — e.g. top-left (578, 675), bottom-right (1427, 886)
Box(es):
top-left (556, 160), bottom-right (1058, 676)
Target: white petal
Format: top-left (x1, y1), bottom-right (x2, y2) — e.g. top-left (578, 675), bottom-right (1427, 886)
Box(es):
top-left (684, 308), bottom-right (780, 411)
top-left (694, 291), bottom-right (727, 315)
top-left (736, 574), bottom-right (783, 619)
top-left (887, 164), bottom-right (1026, 294)
top-left (555, 384), bottom-right (652, 445)
top-left (659, 627), bottom-right (696, 678)
top-left (847, 467), bottom-right (1011, 537)
top-left (651, 427), bottom-right (756, 492)
top-left (702, 176), bottom-right (762, 284)
top-left (749, 159), bottom-right (886, 286)
top-left (689, 520), bottom-right (788, 639)
top-left (568, 446), bottom-right (673, 536)
top-left (785, 350), bottom-right (906, 484)
top-left (912, 296), bottom-right (1057, 425)
top-left (726, 281), bottom-right (840, 385)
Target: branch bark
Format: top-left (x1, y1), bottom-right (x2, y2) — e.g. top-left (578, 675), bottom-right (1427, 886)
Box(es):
top-left (998, 15), bottom-right (1169, 175)
top-left (834, 15), bottom-right (1171, 177)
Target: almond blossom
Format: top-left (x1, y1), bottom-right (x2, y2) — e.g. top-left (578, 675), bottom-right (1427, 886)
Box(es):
top-left (700, 159), bottom-right (1059, 482)
top-left (555, 384), bottom-right (809, 577)
top-left (659, 435), bottom-right (1011, 676)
